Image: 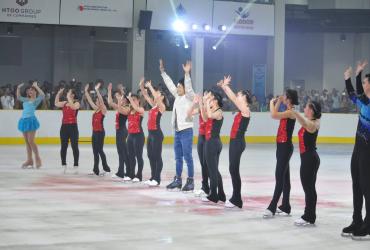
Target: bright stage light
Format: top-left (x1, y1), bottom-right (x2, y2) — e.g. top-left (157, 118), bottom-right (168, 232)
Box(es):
top-left (184, 44), bottom-right (189, 49)
top-left (203, 24), bottom-right (211, 31)
top-left (212, 45), bottom-right (217, 50)
top-left (218, 25), bottom-right (227, 32)
top-left (172, 19), bottom-right (187, 32)
top-left (191, 24), bottom-right (198, 30)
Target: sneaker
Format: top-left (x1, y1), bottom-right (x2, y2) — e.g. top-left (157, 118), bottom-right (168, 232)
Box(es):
top-left (88, 172), bottom-right (99, 176)
top-left (294, 218), bottom-right (314, 227)
top-left (99, 172), bottom-right (108, 177)
top-left (181, 178), bottom-right (194, 193)
top-left (352, 225), bottom-right (370, 241)
top-left (276, 208), bottom-right (290, 216)
top-left (149, 180), bottom-right (159, 187)
top-left (143, 180), bottom-right (152, 185)
top-left (342, 222), bottom-right (362, 237)
top-left (111, 174), bottom-right (123, 181)
top-left (194, 189), bottom-right (207, 197)
top-left (166, 176), bottom-right (182, 191)
top-left (132, 177), bottom-right (140, 183)
top-left (123, 176), bottom-right (132, 182)
top-left (263, 209), bottom-right (274, 219)
top-left (225, 200), bottom-right (238, 209)
top-left (201, 196), bottom-right (211, 202)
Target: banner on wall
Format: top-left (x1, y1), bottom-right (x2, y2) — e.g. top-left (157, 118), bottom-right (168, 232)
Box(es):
top-left (60, 0), bottom-right (133, 28)
top-left (147, 0), bottom-right (213, 32)
top-left (213, 2), bottom-right (274, 36)
top-left (0, 0), bottom-right (60, 24)
top-left (252, 64), bottom-right (267, 106)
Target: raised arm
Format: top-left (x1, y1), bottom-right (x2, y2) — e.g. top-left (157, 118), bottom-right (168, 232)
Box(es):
top-left (270, 96), bottom-right (294, 120)
top-left (84, 84), bottom-right (98, 110)
top-left (201, 92), bottom-right (212, 121)
top-left (95, 83), bottom-right (107, 114)
top-left (187, 95), bottom-right (200, 118)
top-left (293, 110), bottom-right (318, 133)
top-left (127, 93), bottom-right (144, 114)
top-left (355, 60), bottom-right (367, 95)
top-left (107, 83), bottom-right (119, 110)
top-left (67, 90), bottom-right (80, 110)
top-left (146, 80), bottom-right (166, 113)
top-left (159, 59), bottom-right (177, 97)
top-left (32, 82), bottom-right (45, 97)
top-left (206, 98), bottom-right (223, 120)
top-left (183, 61), bottom-right (195, 100)
top-left (140, 78), bottom-right (155, 107)
top-left (16, 83), bottom-right (24, 100)
top-left (54, 88), bottom-right (67, 108)
top-left (218, 75), bottom-right (249, 115)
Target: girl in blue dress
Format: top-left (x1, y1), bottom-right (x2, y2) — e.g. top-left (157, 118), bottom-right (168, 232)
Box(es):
top-left (17, 82), bottom-right (45, 169)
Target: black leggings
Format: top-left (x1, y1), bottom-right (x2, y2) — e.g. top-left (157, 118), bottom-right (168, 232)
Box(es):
top-left (60, 124), bottom-right (79, 166)
top-left (300, 151), bottom-right (320, 223)
top-left (92, 131), bottom-right (110, 175)
top-left (268, 142), bottom-right (293, 214)
top-left (352, 138), bottom-right (370, 229)
top-left (205, 137), bottom-right (225, 202)
top-left (197, 135), bottom-right (209, 193)
top-left (116, 128), bottom-right (130, 178)
top-left (127, 132), bottom-right (145, 180)
top-left (229, 138), bottom-right (246, 208)
top-left (147, 130), bottom-right (164, 183)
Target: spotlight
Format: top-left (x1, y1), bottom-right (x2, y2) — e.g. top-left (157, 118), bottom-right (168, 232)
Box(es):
top-left (184, 44), bottom-right (189, 49)
top-left (212, 45), bottom-right (217, 50)
top-left (218, 25), bottom-right (227, 32)
top-left (7, 25), bottom-right (13, 35)
top-left (191, 24), bottom-right (198, 30)
top-left (203, 24), bottom-right (211, 31)
top-left (172, 19), bottom-right (187, 32)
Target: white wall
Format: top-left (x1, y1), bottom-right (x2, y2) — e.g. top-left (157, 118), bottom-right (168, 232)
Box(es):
top-left (323, 33), bottom-right (355, 91)
top-left (285, 32), bottom-right (324, 91)
top-left (0, 110), bottom-right (358, 139)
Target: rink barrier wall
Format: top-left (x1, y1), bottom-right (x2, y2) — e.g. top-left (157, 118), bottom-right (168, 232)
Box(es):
top-left (0, 110), bottom-right (357, 145)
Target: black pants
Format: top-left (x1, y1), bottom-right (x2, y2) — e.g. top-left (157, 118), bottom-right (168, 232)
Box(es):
top-left (229, 138), bottom-right (246, 208)
top-left (127, 132), bottom-right (145, 180)
top-left (352, 138), bottom-right (370, 229)
top-left (92, 131), bottom-right (110, 175)
top-left (60, 124), bottom-right (79, 166)
top-left (115, 128), bottom-right (130, 178)
top-left (147, 130), bottom-right (164, 183)
top-left (197, 135), bottom-right (209, 193)
top-left (268, 142), bottom-right (293, 214)
top-left (300, 151), bottom-right (320, 223)
top-left (205, 137), bottom-right (225, 202)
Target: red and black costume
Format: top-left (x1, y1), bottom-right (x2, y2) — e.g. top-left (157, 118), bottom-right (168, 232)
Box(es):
top-left (267, 117), bottom-right (296, 214)
top-left (147, 106), bottom-right (164, 184)
top-left (60, 105), bottom-right (79, 166)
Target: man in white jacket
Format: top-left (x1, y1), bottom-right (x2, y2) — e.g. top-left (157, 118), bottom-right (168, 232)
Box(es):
top-left (160, 59), bottom-right (195, 191)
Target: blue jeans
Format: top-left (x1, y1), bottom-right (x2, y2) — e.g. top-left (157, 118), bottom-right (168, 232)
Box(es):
top-left (174, 128), bottom-right (194, 178)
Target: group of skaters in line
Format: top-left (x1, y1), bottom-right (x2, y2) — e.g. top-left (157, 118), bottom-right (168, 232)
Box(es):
top-left (15, 59), bottom-right (370, 240)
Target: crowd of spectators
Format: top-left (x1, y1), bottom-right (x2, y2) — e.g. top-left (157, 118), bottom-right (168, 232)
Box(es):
top-left (0, 79), bottom-right (358, 114)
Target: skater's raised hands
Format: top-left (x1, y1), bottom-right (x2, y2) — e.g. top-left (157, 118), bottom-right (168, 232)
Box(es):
top-left (344, 67), bottom-right (353, 80)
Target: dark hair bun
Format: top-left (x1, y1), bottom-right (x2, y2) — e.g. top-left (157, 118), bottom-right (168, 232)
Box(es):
top-left (286, 89), bottom-right (299, 105)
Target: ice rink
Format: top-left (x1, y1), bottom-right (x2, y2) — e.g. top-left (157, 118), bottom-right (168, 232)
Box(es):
top-left (0, 143), bottom-right (368, 249)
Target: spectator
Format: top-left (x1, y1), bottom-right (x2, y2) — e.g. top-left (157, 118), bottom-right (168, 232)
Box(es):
top-left (250, 95), bottom-right (260, 112)
top-left (1, 88), bottom-right (15, 109)
top-left (331, 89), bottom-right (341, 113)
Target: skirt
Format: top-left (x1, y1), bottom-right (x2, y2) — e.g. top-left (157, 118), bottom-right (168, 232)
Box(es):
top-left (18, 116), bottom-right (40, 133)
